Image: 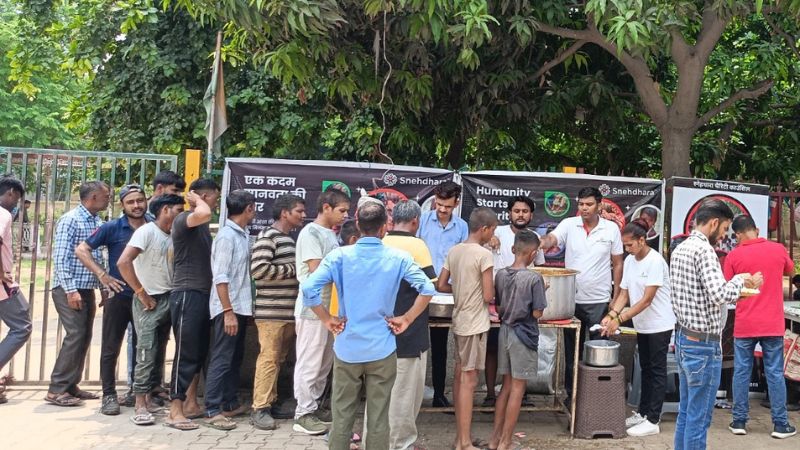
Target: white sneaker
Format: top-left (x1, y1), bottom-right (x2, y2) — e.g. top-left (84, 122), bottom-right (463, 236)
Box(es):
top-left (625, 412), bottom-right (647, 428)
top-left (627, 420), bottom-right (660, 437)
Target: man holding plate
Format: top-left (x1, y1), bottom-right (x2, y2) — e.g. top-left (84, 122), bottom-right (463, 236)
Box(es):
top-left (723, 215), bottom-right (797, 439)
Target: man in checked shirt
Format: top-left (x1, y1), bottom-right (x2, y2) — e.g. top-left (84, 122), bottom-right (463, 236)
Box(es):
top-left (670, 199), bottom-right (763, 450)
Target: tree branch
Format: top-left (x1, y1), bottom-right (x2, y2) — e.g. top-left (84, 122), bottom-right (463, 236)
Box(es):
top-left (764, 13), bottom-right (800, 61)
top-left (534, 20), bottom-right (669, 125)
top-left (694, 4), bottom-right (730, 62)
top-left (669, 28), bottom-right (691, 61)
top-left (695, 79), bottom-right (774, 129)
top-left (531, 40), bottom-right (587, 83)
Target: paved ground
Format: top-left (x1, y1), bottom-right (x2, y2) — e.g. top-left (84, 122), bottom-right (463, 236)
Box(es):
top-left (2, 387), bottom-right (799, 449)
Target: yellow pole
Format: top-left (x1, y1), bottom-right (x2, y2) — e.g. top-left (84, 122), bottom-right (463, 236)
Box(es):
top-left (184, 149), bottom-right (202, 196)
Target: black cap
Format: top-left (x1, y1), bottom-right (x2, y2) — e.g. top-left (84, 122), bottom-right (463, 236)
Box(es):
top-left (119, 184), bottom-right (144, 201)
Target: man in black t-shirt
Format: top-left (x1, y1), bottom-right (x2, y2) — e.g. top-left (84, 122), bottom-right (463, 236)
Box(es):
top-left (167, 178), bottom-right (220, 427)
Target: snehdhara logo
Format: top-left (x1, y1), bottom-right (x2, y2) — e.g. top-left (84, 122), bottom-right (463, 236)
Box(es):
top-left (382, 172), bottom-right (398, 186)
top-left (598, 183), bottom-right (611, 197)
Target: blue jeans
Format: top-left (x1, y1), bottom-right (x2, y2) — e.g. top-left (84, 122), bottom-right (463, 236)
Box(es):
top-left (674, 330), bottom-right (722, 450)
top-left (732, 337), bottom-right (788, 426)
top-left (0, 291), bottom-right (32, 370)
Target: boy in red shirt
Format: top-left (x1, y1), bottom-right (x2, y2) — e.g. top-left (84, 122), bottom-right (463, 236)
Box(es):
top-left (722, 215), bottom-right (796, 439)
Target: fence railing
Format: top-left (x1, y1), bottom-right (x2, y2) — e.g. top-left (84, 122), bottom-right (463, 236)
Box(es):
top-left (0, 147), bottom-right (177, 385)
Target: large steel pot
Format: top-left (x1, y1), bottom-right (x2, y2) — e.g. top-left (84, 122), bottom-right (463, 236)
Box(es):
top-left (584, 340), bottom-right (620, 367)
top-left (428, 294), bottom-right (454, 318)
top-left (531, 267), bottom-right (578, 321)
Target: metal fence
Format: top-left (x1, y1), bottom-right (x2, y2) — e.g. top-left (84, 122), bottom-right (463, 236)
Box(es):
top-left (769, 191), bottom-right (800, 299)
top-left (0, 147), bottom-right (178, 385)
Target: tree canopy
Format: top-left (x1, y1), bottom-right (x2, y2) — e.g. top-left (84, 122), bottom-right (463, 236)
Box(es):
top-left (4, 0), bottom-right (800, 186)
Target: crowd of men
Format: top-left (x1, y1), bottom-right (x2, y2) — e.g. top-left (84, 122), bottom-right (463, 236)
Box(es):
top-left (0, 171), bottom-right (798, 449)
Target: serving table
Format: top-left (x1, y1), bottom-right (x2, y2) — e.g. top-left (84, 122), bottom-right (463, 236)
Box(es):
top-left (419, 318), bottom-right (581, 437)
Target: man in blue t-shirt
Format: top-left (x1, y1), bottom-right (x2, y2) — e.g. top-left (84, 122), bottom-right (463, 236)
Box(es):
top-left (76, 184), bottom-right (149, 415)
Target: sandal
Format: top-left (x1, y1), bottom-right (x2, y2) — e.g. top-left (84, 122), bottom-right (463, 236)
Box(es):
top-left (164, 419), bottom-right (199, 431)
top-left (44, 393), bottom-right (83, 407)
top-left (71, 389), bottom-right (99, 400)
top-left (131, 408), bottom-right (155, 426)
top-left (221, 404), bottom-right (249, 418)
top-left (204, 415), bottom-right (237, 431)
top-left (185, 411), bottom-right (205, 420)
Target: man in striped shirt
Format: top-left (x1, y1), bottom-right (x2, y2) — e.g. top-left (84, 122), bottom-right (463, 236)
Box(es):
top-left (250, 194), bottom-right (306, 430)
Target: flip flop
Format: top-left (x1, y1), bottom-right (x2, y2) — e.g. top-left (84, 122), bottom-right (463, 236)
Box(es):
top-left (185, 411), bottom-right (205, 420)
top-left (71, 389), bottom-right (99, 400)
top-left (131, 410), bottom-right (155, 426)
top-left (472, 438), bottom-right (490, 448)
top-left (164, 420), bottom-right (199, 431)
top-left (204, 415), bottom-right (237, 431)
top-left (222, 405), bottom-right (250, 418)
top-left (44, 393), bottom-right (83, 407)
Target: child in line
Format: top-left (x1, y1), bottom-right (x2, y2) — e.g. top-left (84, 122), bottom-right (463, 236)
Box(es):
top-left (489, 230), bottom-right (547, 450)
top-left (437, 207), bottom-right (498, 450)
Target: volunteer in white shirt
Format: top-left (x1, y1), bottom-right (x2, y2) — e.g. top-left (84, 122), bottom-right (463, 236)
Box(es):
top-left (482, 195), bottom-right (543, 407)
top-left (540, 187), bottom-right (624, 402)
top-left (601, 218), bottom-right (675, 438)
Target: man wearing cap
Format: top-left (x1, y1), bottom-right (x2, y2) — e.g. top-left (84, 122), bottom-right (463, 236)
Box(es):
top-left (76, 184), bottom-right (149, 415)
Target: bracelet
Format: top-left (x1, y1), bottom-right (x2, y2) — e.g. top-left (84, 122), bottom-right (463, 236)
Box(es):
top-left (607, 310), bottom-right (619, 319)
top-left (222, 307), bottom-right (233, 313)
top-left (135, 287), bottom-right (145, 295)
top-left (97, 271), bottom-right (106, 280)
top-left (614, 315), bottom-right (622, 324)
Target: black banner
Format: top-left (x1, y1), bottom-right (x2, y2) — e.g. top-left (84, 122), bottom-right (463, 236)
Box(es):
top-left (460, 171), bottom-right (664, 265)
top-left (223, 158), bottom-right (454, 234)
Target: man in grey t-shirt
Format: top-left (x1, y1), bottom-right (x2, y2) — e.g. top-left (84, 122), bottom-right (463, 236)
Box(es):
top-left (292, 189), bottom-right (350, 436)
top-left (118, 194), bottom-right (184, 426)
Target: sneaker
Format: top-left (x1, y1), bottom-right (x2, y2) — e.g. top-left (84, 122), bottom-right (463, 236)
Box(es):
top-left (729, 421), bottom-right (747, 435)
top-left (118, 390), bottom-right (135, 407)
top-left (250, 408), bottom-right (276, 431)
top-left (481, 396), bottom-right (496, 407)
top-left (315, 407), bottom-right (332, 424)
top-left (626, 420), bottom-right (660, 437)
top-left (626, 412), bottom-right (647, 428)
top-left (771, 424), bottom-right (797, 439)
top-left (293, 414), bottom-right (328, 435)
top-left (100, 394), bottom-right (121, 416)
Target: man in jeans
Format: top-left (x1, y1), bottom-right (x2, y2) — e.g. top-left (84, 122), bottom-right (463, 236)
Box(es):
top-left (204, 190), bottom-right (256, 431)
top-left (250, 193), bottom-right (306, 430)
top-left (0, 176), bottom-right (31, 405)
top-left (670, 199), bottom-right (763, 449)
top-left (302, 202), bottom-right (435, 450)
top-left (168, 179), bottom-right (219, 428)
top-left (46, 181), bottom-right (110, 407)
top-left (723, 215), bottom-right (797, 439)
top-left (76, 184), bottom-right (149, 415)
top-left (117, 194), bottom-right (184, 426)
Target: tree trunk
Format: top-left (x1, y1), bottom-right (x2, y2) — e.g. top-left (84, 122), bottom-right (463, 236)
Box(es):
top-left (445, 130), bottom-right (467, 169)
top-left (660, 128), bottom-right (693, 179)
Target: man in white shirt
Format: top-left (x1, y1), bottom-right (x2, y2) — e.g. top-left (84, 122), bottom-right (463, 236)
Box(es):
top-left (540, 187), bottom-right (624, 402)
top-left (483, 195), bottom-right (544, 407)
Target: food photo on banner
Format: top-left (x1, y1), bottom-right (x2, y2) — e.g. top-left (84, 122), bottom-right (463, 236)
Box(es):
top-left (667, 177), bottom-right (770, 257)
top-left (460, 171), bottom-right (665, 266)
top-left (220, 158), bottom-right (455, 235)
